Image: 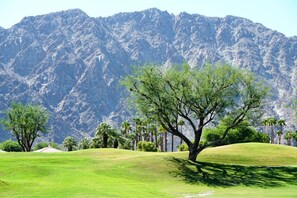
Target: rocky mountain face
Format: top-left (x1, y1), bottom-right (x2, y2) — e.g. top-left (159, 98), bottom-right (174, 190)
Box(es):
top-left (0, 8), bottom-right (296, 143)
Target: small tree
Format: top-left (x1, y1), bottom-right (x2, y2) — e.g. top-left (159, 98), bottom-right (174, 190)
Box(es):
top-left (121, 121), bottom-right (131, 137)
top-left (63, 136), bottom-right (77, 151)
top-left (89, 137), bottom-right (101, 148)
top-left (96, 122), bottom-right (112, 148)
top-left (79, 138), bottom-right (90, 149)
top-left (276, 130), bottom-right (283, 145)
top-left (123, 64), bottom-right (269, 161)
top-left (266, 118), bottom-right (277, 144)
top-left (284, 132), bottom-right (294, 146)
top-left (1, 102), bottom-right (49, 152)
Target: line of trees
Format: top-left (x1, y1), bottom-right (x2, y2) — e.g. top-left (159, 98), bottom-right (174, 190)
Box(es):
top-left (261, 118), bottom-right (297, 145)
top-left (1, 65), bottom-right (296, 161)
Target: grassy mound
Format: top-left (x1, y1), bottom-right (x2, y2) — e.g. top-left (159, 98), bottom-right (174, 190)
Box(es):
top-left (0, 143), bottom-right (297, 197)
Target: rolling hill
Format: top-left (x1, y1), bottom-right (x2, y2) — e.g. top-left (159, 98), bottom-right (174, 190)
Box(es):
top-left (0, 143), bottom-right (297, 197)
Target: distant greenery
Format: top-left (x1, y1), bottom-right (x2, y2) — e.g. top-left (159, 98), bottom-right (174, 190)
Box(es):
top-left (1, 102), bottom-right (49, 152)
top-left (0, 140), bottom-right (22, 152)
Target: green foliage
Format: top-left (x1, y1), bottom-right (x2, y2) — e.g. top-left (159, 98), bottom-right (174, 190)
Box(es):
top-left (284, 131), bottom-right (294, 145)
top-left (1, 102), bottom-right (49, 152)
top-left (33, 142), bottom-right (59, 150)
top-left (178, 143), bottom-right (189, 151)
top-left (137, 141), bottom-right (157, 152)
top-left (89, 137), bottom-right (101, 148)
top-left (79, 138), bottom-right (90, 149)
top-left (96, 122), bottom-right (113, 148)
top-left (204, 120), bottom-right (269, 146)
top-left (123, 63), bottom-right (269, 161)
top-left (63, 136), bottom-right (77, 151)
top-left (0, 140), bottom-right (22, 152)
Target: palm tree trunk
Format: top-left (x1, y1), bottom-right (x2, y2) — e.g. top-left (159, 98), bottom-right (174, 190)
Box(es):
top-left (171, 133), bottom-right (174, 152)
top-left (164, 132), bottom-right (167, 152)
top-left (180, 126), bottom-right (183, 145)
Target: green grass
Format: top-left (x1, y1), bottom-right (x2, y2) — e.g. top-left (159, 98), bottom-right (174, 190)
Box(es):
top-left (0, 143), bottom-right (297, 197)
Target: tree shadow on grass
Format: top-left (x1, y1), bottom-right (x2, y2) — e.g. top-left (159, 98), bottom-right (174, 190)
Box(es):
top-left (168, 157), bottom-right (297, 188)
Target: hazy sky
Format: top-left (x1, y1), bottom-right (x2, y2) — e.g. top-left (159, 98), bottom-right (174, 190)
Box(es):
top-left (0, 0), bottom-right (296, 37)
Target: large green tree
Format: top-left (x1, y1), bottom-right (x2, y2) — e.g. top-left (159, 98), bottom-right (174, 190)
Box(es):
top-left (123, 64), bottom-right (269, 161)
top-left (1, 102), bottom-right (49, 152)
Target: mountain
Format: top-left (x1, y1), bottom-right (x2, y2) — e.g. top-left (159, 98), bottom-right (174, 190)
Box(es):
top-left (0, 8), bottom-right (296, 143)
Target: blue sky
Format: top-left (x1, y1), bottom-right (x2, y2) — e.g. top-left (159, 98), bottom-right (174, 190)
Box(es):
top-left (0, 0), bottom-right (296, 37)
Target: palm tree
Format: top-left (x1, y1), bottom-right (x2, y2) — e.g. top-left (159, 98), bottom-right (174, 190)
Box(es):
top-left (121, 121), bottom-right (131, 137)
top-left (284, 131), bottom-right (294, 146)
top-left (79, 138), bottom-right (90, 149)
top-left (158, 125), bottom-right (167, 152)
top-left (133, 118), bottom-right (143, 143)
top-left (261, 119), bottom-right (269, 134)
top-left (178, 120), bottom-right (185, 145)
top-left (292, 131), bottom-right (297, 147)
top-left (276, 131), bottom-right (283, 145)
top-left (109, 129), bottom-right (122, 148)
top-left (63, 136), bottom-right (77, 151)
top-left (96, 122), bottom-right (112, 148)
top-left (277, 119), bottom-right (286, 144)
top-left (266, 118), bottom-right (277, 144)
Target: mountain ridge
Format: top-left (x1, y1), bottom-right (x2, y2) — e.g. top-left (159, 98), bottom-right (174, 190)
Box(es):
top-left (0, 8), bottom-right (296, 142)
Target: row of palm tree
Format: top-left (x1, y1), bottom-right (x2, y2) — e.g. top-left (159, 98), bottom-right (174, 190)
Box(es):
top-left (121, 118), bottom-right (185, 152)
top-left (261, 118), bottom-right (297, 145)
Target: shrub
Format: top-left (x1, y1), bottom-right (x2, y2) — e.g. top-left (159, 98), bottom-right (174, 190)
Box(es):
top-left (178, 143), bottom-right (189, 151)
top-left (137, 141), bottom-right (157, 152)
top-left (0, 140), bottom-right (22, 152)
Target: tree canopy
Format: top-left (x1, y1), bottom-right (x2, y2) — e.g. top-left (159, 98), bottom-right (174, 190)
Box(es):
top-left (1, 102), bottom-right (49, 152)
top-left (123, 64), bottom-right (269, 161)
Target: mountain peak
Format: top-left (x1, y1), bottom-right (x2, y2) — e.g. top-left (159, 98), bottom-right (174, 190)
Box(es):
top-left (0, 9), bottom-right (296, 142)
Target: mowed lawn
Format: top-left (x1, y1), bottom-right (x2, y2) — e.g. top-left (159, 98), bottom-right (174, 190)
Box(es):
top-left (0, 143), bottom-right (297, 197)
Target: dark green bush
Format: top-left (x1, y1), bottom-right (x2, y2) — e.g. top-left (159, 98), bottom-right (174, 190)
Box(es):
top-left (204, 124), bottom-right (270, 146)
top-left (0, 140), bottom-right (22, 152)
top-left (137, 141), bottom-right (157, 152)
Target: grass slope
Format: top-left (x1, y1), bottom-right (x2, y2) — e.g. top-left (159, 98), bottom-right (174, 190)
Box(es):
top-left (0, 143), bottom-right (297, 197)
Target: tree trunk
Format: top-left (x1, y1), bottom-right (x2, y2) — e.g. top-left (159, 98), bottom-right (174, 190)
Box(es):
top-left (188, 148), bottom-right (200, 162)
top-left (164, 132), bottom-right (167, 152)
top-left (180, 127), bottom-right (183, 146)
top-left (278, 136), bottom-right (281, 144)
top-left (113, 139), bottom-right (118, 148)
top-left (103, 133), bottom-right (108, 148)
top-left (155, 132), bottom-right (158, 148)
top-left (160, 133), bottom-right (164, 152)
top-left (270, 127), bottom-right (274, 144)
top-left (171, 133), bottom-right (174, 152)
